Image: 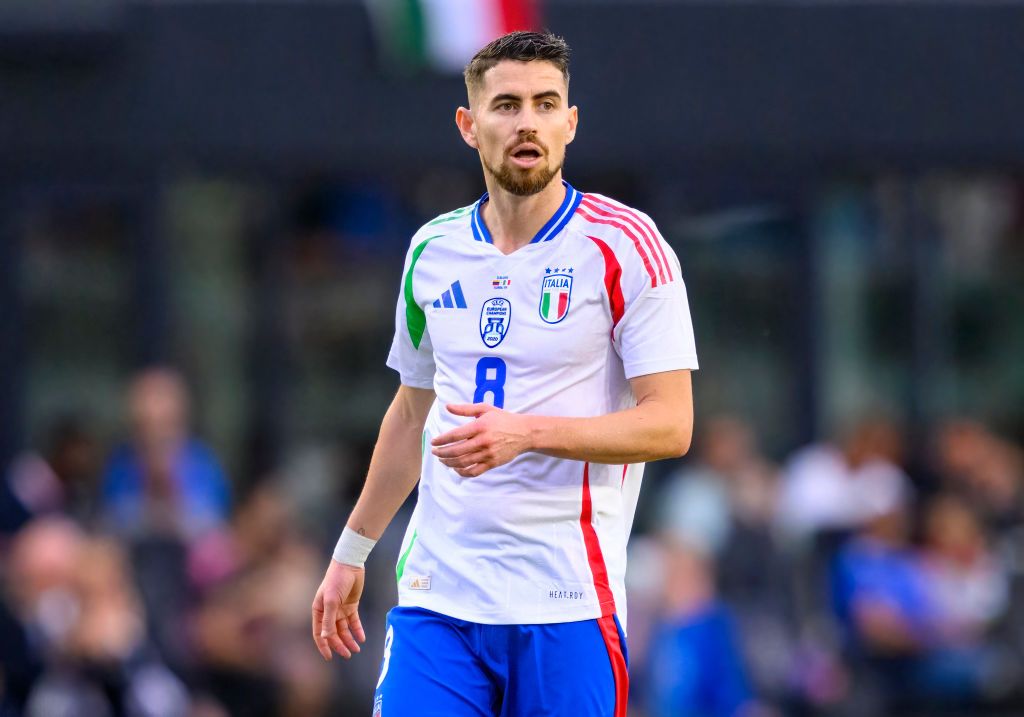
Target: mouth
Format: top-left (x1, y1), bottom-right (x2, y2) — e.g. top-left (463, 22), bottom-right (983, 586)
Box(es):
top-left (508, 144), bottom-right (544, 169)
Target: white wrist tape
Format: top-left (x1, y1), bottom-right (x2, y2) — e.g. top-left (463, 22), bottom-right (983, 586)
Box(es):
top-left (332, 527), bottom-right (377, 568)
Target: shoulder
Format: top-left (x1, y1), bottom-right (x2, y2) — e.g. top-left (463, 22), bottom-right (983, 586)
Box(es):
top-left (412, 204), bottom-right (476, 245)
top-left (576, 192), bottom-right (660, 229)
top-left (399, 203), bottom-right (476, 267)
top-left (572, 191), bottom-right (679, 289)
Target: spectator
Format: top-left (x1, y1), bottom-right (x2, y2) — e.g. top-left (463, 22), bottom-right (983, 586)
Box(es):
top-left (0, 518), bottom-right (79, 713)
top-left (656, 416), bottom-right (783, 569)
top-left (655, 418), bottom-right (798, 707)
top-left (645, 537), bottom-right (760, 717)
top-left (1, 518), bottom-right (190, 717)
top-left (830, 480), bottom-right (1014, 708)
top-left (188, 484), bottom-right (331, 717)
top-left (656, 417), bottom-right (749, 556)
top-left (2, 416), bottom-right (101, 534)
top-left (830, 481), bottom-right (928, 658)
top-left (933, 419), bottom-right (1024, 536)
top-left (920, 493), bottom-right (1008, 642)
top-left (101, 368), bottom-right (230, 541)
top-left (916, 493), bottom-right (1018, 702)
top-left (778, 416), bottom-right (909, 545)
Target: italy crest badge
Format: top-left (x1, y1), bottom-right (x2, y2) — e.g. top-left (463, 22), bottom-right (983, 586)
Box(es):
top-left (539, 269), bottom-right (573, 324)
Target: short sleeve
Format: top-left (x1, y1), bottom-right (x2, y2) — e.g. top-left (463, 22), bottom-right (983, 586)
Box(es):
top-left (613, 229), bottom-right (698, 379)
top-left (386, 237), bottom-right (436, 388)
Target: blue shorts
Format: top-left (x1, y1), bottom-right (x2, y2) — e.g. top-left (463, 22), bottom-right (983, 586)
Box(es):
top-left (372, 607), bottom-right (629, 717)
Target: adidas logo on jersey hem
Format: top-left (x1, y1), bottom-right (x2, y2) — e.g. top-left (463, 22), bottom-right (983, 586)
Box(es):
top-left (432, 280), bottom-right (467, 309)
top-left (407, 575), bottom-right (431, 591)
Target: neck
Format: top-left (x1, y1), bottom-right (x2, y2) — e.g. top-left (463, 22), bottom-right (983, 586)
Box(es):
top-left (481, 172), bottom-right (566, 254)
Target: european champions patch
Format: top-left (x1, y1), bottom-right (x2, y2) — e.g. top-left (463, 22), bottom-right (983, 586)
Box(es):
top-left (480, 297), bottom-right (511, 348)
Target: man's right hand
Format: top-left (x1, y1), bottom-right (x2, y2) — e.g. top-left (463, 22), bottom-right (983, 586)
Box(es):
top-left (311, 559), bottom-right (367, 661)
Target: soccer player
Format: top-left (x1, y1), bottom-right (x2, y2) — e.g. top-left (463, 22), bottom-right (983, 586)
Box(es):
top-left (312, 31), bottom-right (698, 717)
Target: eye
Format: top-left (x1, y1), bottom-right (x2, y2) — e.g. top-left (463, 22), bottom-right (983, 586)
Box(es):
top-left (539, 101), bottom-right (555, 111)
top-left (498, 102), bottom-right (516, 112)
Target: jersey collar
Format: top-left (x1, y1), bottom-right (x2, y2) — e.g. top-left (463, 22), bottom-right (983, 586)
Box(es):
top-left (471, 180), bottom-right (583, 246)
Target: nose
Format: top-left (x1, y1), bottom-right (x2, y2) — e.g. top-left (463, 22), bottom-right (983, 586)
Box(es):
top-left (514, 105), bottom-right (538, 136)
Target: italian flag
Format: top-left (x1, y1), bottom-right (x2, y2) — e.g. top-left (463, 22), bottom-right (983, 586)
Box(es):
top-left (541, 289), bottom-right (568, 322)
top-left (365, 0), bottom-right (542, 73)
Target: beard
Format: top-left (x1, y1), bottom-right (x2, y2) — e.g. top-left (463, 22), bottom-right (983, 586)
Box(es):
top-left (482, 151), bottom-right (563, 197)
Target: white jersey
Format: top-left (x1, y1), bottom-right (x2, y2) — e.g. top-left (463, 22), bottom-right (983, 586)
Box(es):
top-left (386, 181), bottom-right (698, 627)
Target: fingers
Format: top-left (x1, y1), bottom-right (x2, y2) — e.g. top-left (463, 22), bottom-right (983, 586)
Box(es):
top-left (348, 609), bottom-right (367, 644)
top-left (318, 595), bottom-right (352, 659)
top-left (431, 404), bottom-right (497, 447)
top-left (325, 630), bottom-right (351, 659)
top-left (431, 425), bottom-right (476, 448)
top-left (311, 598), bottom-right (327, 659)
top-left (432, 437), bottom-right (484, 460)
top-left (335, 607), bottom-right (364, 655)
top-left (432, 434), bottom-right (493, 472)
top-left (445, 402), bottom-right (493, 418)
top-left (312, 564), bottom-right (367, 662)
top-left (311, 596), bottom-right (332, 660)
top-left (453, 462), bottom-right (490, 478)
top-left (437, 448), bottom-right (490, 471)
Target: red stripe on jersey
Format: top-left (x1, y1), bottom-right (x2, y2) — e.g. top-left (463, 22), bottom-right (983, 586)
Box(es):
top-left (598, 615), bottom-right (630, 717)
top-left (587, 194), bottom-right (674, 283)
top-left (621, 463), bottom-right (629, 487)
top-left (557, 292), bottom-right (569, 318)
top-left (582, 196), bottom-right (671, 284)
top-left (575, 206), bottom-right (658, 288)
top-left (580, 462), bottom-right (617, 616)
top-left (586, 235), bottom-right (625, 332)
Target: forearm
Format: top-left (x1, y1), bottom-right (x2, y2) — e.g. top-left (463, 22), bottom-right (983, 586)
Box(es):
top-left (431, 371), bottom-right (692, 477)
top-left (345, 389), bottom-right (431, 540)
top-left (529, 399), bottom-right (691, 464)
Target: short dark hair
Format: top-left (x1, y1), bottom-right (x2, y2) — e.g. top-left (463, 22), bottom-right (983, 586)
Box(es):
top-left (464, 31), bottom-right (570, 98)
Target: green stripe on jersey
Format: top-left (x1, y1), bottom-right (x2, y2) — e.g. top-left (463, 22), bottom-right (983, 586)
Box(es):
top-left (404, 235), bottom-right (443, 349)
top-left (426, 205), bottom-right (473, 226)
top-left (396, 530), bottom-right (417, 582)
top-left (396, 432), bottom-right (427, 584)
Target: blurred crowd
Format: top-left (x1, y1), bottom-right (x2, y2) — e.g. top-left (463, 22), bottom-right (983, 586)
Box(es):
top-left (0, 368), bottom-right (338, 717)
top-left (629, 414), bottom-right (1024, 717)
top-left (3, 367), bottom-right (1024, 717)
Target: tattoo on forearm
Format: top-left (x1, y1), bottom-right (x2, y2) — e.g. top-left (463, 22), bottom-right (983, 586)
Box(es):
top-left (357, 527), bottom-right (366, 536)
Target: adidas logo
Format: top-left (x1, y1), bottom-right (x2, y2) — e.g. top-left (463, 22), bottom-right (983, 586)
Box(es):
top-left (408, 576), bottom-right (431, 591)
top-left (432, 280), bottom-right (467, 309)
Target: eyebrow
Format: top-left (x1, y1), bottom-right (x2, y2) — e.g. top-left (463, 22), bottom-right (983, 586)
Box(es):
top-left (490, 90), bottom-right (563, 104)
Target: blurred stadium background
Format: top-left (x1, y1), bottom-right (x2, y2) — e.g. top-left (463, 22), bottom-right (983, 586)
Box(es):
top-left (2, 1), bottom-right (1024, 716)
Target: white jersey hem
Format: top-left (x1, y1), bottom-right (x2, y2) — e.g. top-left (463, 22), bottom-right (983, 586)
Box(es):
top-left (397, 593), bottom-right (607, 625)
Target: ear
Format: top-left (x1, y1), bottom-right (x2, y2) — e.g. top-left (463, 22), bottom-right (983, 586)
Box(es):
top-left (455, 107), bottom-right (479, 150)
top-left (566, 105), bottom-right (579, 146)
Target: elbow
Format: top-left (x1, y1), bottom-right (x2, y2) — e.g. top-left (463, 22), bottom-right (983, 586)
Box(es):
top-left (669, 424), bottom-right (692, 458)
top-left (678, 428), bottom-right (693, 457)
top-left (638, 398), bottom-right (693, 460)
top-left (657, 423), bottom-right (692, 460)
